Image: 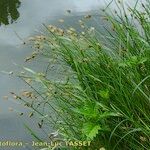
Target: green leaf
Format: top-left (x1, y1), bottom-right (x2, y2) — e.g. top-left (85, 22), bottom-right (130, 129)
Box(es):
top-left (72, 103), bottom-right (99, 118)
top-left (58, 36), bottom-right (72, 42)
top-left (23, 67), bottom-right (36, 74)
top-left (118, 62), bottom-right (127, 68)
top-left (99, 89), bottom-right (109, 99)
top-left (138, 57), bottom-right (147, 64)
top-left (98, 112), bottom-right (121, 120)
top-left (82, 122), bottom-right (101, 140)
top-left (24, 124), bottom-right (42, 142)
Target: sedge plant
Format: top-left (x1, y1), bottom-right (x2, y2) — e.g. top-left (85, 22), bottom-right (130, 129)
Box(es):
top-left (16, 0), bottom-right (150, 149)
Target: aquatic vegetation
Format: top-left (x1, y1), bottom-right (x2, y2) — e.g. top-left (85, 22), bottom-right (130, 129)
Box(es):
top-left (17, 0), bottom-right (150, 149)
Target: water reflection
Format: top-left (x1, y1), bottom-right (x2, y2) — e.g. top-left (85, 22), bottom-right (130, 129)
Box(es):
top-left (0, 0), bottom-right (21, 25)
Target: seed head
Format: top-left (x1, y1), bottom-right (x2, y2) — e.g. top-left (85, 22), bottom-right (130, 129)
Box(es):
top-left (81, 32), bottom-right (85, 35)
top-left (58, 19), bottom-right (64, 23)
top-left (19, 113), bottom-right (24, 116)
top-left (29, 112), bottom-right (34, 118)
top-left (142, 3), bottom-right (145, 8)
top-left (66, 10), bottom-right (71, 13)
top-left (84, 15), bottom-right (92, 19)
top-left (3, 96), bottom-right (8, 100)
top-left (140, 136), bottom-right (146, 142)
top-left (8, 107), bottom-right (13, 112)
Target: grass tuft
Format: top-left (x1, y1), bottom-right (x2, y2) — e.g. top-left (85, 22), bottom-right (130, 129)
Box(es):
top-left (18, 1), bottom-right (150, 149)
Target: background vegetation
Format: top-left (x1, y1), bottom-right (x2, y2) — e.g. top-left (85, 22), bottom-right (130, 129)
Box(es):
top-left (0, 0), bottom-right (20, 25)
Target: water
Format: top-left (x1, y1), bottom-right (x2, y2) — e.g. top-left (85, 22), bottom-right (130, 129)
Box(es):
top-left (0, 0), bottom-right (103, 149)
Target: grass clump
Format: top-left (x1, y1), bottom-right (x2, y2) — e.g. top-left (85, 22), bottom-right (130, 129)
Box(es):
top-left (19, 1), bottom-right (150, 150)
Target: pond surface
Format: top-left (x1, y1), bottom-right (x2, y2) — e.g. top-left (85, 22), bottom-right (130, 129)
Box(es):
top-left (0, 0), bottom-right (103, 149)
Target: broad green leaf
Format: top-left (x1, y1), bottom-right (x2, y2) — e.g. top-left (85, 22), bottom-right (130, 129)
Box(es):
top-left (72, 103), bottom-right (99, 118)
top-left (82, 122), bottom-right (101, 140)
